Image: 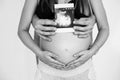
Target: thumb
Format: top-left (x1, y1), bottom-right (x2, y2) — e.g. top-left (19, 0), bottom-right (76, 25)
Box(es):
top-left (47, 51), bottom-right (58, 58)
top-left (51, 54), bottom-right (59, 59)
top-left (73, 51), bottom-right (85, 58)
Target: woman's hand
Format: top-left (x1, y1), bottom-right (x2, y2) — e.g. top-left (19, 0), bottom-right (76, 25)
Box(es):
top-left (38, 51), bottom-right (65, 70)
top-left (32, 18), bottom-right (57, 41)
top-left (66, 50), bottom-right (93, 70)
top-left (73, 15), bottom-right (96, 38)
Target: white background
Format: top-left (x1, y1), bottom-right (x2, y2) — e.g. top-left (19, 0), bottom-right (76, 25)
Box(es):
top-left (0, 0), bottom-right (120, 80)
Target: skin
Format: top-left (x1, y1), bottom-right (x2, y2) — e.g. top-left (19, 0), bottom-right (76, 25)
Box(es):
top-left (18, 0), bottom-right (109, 70)
top-left (32, 15), bottom-right (96, 70)
top-left (67, 0), bottom-right (110, 69)
top-left (32, 14), bottom-right (96, 41)
top-left (18, 0), bottom-right (65, 69)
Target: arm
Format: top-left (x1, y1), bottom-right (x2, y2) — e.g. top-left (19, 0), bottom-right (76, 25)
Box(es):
top-left (18, 0), bottom-right (65, 68)
top-left (67, 0), bottom-right (109, 69)
top-left (17, 0), bottom-right (42, 56)
top-left (89, 0), bottom-right (109, 55)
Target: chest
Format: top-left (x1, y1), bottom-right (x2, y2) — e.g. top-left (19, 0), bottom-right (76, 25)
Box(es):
top-left (35, 0), bottom-right (91, 19)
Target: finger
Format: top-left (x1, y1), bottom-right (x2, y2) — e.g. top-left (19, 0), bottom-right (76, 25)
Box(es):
top-left (35, 30), bottom-right (52, 41)
top-left (77, 53), bottom-right (91, 63)
top-left (40, 19), bottom-right (57, 25)
top-left (74, 30), bottom-right (92, 35)
top-left (80, 16), bottom-right (95, 22)
top-left (67, 59), bottom-right (80, 67)
top-left (40, 26), bottom-right (57, 31)
top-left (83, 17), bottom-right (96, 27)
top-left (36, 30), bottom-right (56, 36)
top-left (67, 58), bottom-right (86, 69)
top-left (47, 56), bottom-right (63, 65)
top-left (67, 62), bottom-right (81, 70)
top-left (80, 17), bottom-right (93, 23)
top-left (65, 65), bottom-right (75, 70)
top-left (46, 53), bottom-right (65, 66)
top-left (46, 52), bottom-right (59, 58)
top-left (83, 25), bottom-right (94, 31)
top-left (90, 15), bottom-right (96, 22)
top-left (37, 33), bottom-right (52, 42)
top-left (74, 17), bottom-right (95, 26)
top-left (72, 61), bottom-right (84, 67)
top-left (68, 62), bottom-right (81, 69)
top-left (73, 50), bottom-right (89, 58)
top-left (73, 52), bottom-right (84, 58)
top-left (73, 19), bottom-right (89, 25)
top-left (79, 54), bottom-right (90, 61)
top-left (49, 57), bottom-right (65, 67)
top-left (34, 24), bottom-right (42, 29)
top-left (73, 26), bottom-right (86, 31)
top-left (35, 24), bottom-right (57, 31)
top-left (78, 34), bottom-right (89, 38)
top-left (73, 26), bottom-right (93, 31)
top-left (47, 62), bottom-right (62, 69)
top-left (80, 20), bottom-right (95, 31)
top-left (49, 62), bottom-right (64, 69)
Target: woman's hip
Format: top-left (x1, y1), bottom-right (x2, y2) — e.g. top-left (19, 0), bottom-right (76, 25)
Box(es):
top-left (34, 59), bottom-right (96, 80)
top-left (36, 58), bottom-right (94, 77)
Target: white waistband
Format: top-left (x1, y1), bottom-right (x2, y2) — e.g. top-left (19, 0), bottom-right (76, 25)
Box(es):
top-left (37, 59), bottom-right (93, 77)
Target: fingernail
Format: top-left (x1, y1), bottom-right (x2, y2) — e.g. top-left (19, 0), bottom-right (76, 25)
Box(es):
top-left (73, 27), bottom-right (77, 30)
top-left (73, 54), bottom-right (77, 57)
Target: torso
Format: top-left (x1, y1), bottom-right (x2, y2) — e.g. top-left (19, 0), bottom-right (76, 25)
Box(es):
top-left (39, 33), bottom-right (92, 63)
top-left (35, 0), bottom-right (93, 63)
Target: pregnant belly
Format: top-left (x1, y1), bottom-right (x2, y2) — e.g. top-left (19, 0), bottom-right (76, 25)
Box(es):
top-left (39, 32), bottom-right (92, 63)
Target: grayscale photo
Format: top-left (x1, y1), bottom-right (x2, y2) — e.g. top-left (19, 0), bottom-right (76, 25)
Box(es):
top-left (0, 0), bottom-right (120, 80)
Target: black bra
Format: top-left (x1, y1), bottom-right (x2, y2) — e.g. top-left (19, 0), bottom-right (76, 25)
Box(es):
top-left (35, 0), bottom-right (92, 19)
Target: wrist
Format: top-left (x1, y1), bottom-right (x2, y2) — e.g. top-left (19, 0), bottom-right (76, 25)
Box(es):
top-left (89, 44), bottom-right (100, 56)
top-left (34, 49), bottom-right (43, 57)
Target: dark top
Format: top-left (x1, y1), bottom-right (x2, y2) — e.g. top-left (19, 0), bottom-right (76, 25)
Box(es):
top-left (35, 0), bottom-right (92, 19)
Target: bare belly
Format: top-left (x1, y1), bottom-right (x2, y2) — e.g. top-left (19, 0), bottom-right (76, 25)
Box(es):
top-left (39, 32), bottom-right (92, 63)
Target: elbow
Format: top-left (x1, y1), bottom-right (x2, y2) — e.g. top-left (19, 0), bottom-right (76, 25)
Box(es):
top-left (104, 27), bottom-right (109, 40)
top-left (17, 23), bottom-right (30, 40)
top-left (99, 25), bottom-right (110, 38)
top-left (17, 29), bottom-right (23, 39)
top-left (104, 26), bottom-right (110, 37)
top-left (17, 28), bottom-right (27, 39)
top-left (107, 27), bottom-right (110, 37)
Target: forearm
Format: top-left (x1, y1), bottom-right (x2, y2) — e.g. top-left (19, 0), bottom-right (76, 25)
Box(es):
top-left (90, 27), bottom-right (109, 55)
top-left (18, 30), bottom-right (42, 56)
top-left (89, 0), bottom-right (110, 55)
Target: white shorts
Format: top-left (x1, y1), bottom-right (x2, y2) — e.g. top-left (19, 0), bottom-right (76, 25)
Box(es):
top-left (34, 59), bottom-right (96, 80)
